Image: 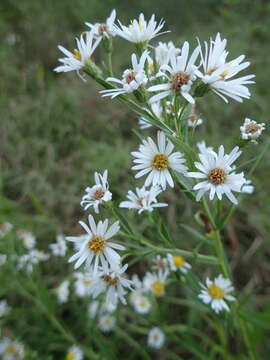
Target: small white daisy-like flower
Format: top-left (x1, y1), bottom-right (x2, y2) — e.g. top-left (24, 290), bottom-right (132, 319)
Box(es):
top-left (90, 264), bottom-right (133, 307)
top-left (188, 145), bottom-right (246, 204)
top-left (148, 41), bottom-right (200, 104)
top-left (88, 300), bottom-right (100, 319)
top-left (100, 51), bottom-right (148, 98)
top-left (198, 274), bottom-right (235, 313)
top-left (54, 30), bottom-right (100, 76)
top-left (0, 300), bottom-right (10, 317)
top-left (85, 9), bottom-right (116, 39)
top-left (65, 345), bottom-right (83, 360)
top-left (16, 230), bottom-right (36, 250)
top-left (98, 314), bottom-right (116, 333)
top-left (80, 170), bottom-right (112, 213)
top-left (114, 13), bottom-right (167, 44)
top-left (0, 338), bottom-right (24, 360)
top-left (143, 269), bottom-right (168, 297)
top-left (242, 179), bottom-right (254, 194)
top-left (138, 102), bottom-right (162, 130)
top-left (119, 185), bottom-right (167, 214)
top-left (129, 274), bottom-right (145, 304)
top-left (0, 222), bottom-right (13, 238)
top-left (132, 131), bottom-right (187, 189)
top-left (151, 255), bottom-right (168, 271)
top-left (240, 118), bottom-right (265, 143)
top-left (74, 271), bottom-right (94, 297)
top-left (197, 33), bottom-right (255, 103)
top-left (17, 250), bottom-right (49, 273)
top-left (67, 215), bottom-right (124, 273)
top-left (147, 327), bottom-right (165, 349)
top-left (56, 280), bottom-right (70, 304)
top-left (187, 105), bottom-right (203, 127)
top-left (0, 254), bottom-right (7, 266)
top-left (133, 295), bottom-right (152, 314)
top-left (155, 41), bottom-right (180, 68)
top-left (49, 234), bottom-right (67, 257)
top-left (167, 254), bottom-right (191, 273)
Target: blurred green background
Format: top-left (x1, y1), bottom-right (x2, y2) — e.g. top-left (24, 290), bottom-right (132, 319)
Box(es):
top-left (0, 0), bottom-right (270, 356)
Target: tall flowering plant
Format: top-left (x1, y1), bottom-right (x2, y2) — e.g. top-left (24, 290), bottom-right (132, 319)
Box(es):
top-left (44, 10), bottom-right (265, 359)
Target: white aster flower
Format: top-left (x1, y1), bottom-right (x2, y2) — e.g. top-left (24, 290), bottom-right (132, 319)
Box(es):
top-left (66, 345), bottom-right (83, 360)
top-left (138, 102), bottom-right (162, 130)
top-left (56, 280), bottom-right (70, 304)
top-left (151, 255), bottom-right (168, 271)
top-left (240, 118), bottom-right (265, 143)
top-left (67, 215), bottom-right (124, 273)
top-left (49, 234), bottom-right (67, 257)
top-left (188, 145), bottom-right (246, 204)
top-left (148, 41), bottom-right (200, 104)
top-left (88, 300), bottom-right (100, 319)
top-left (85, 9), bottom-right (116, 39)
top-left (0, 300), bottom-right (10, 317)
top-left (0, 222), bottom-right (13, 238)
top-left (54, 30), bottom-right (100, 76)
top-left (133, 295), bottom-right (152, 314)
top-left (187, 105), bottom-right (203, 127)
top-left (143, 269), bottom-right (168, 297)
top-left (197, 33), bottom-right (255, 103)
top-left (132, 131), bottom-right (187, 189)
top-left (129, 274), bottom-right (145, 304)
top-left (80, 170), bottom-right (112, 213)
top-left (74, 272), bottom-right (94, 297)
top-left (0, 254), bottom-right (7, 266)
top-left (98, 314), bottom-right (116, 333)
top-left (147, 327), bottom-right (165, 349)
top-left (198, 274), bottom-right (235, 313)
top-left (17, 250), bottom-right (49, 273)
top-left (167, 254), bottom-right (191, 273)
top-left (100, 51), bottom-right (148, 98)
top-left (114, 13), bottom-right (167, 44)
top-left (242, 179), bottom-right (254, 194)
top-left (119, 185), bottom-right (167, 214)
top-left (0, 338), bottom-right (24, 360)
top-left (155, 41), bottom-right (180, 68)
top-left (90, 264), bottom-right (133, 307)
top-left (16, 230), bottom-right (36, 250)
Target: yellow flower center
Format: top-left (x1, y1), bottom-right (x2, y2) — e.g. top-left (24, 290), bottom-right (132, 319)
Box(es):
top-left (139, 299), bottom-right (148, 307)
top-left (171, 71), bottom-right (190, 91)
top-left (208, 284), bottom-right (224, 299)
top-left (173, 256), bottom-right (184, 268)
top-left (151, 281), bottom-right (165, 296)
top-left (88, 236), bottom-right (106, 253)
top-left (103, 275), bottom-right (118, 286)
top-left (73, 49), bottom-right (81, 61)
top-left (220, 70), bottom-right (229, 80)
top-left (94, 188), bottom-right (105, 200)
top-left (152, 154), bottom-right (168, 170)
top-left (66, 352), bottom-right (75, 360)
top-left (83, 280), bottom-right (92, 286)
top-left (208, 168), bottom-right (227, 185)
top-left (5, 345), bottom-right (15, 354)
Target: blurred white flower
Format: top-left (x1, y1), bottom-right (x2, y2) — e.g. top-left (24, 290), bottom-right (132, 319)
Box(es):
top-left (188, 145), bottom-right (246, 204)
top-left (49, 234), bottom-right (67, 257)
top-left (0, 222), bottom-right (13, 238)
top-left (17, 230), bottom-right (36, 250)
top-left (54, 30), bottom-right (100, 76)
top-left (80, 170), bottom-right (112, 213)
top-left (151, 255), bottom-right (168, 271)
top-left (88, 300), bottom-right (100, 319)
top-left (114, 13), bottom-right (167, 44)
top-left (0, 337), bottom-right (24, 360)
top-left (0, 300), bottom-right (10, 317)
top-left (66, 345), bottom-right (83, 360)
top-left (100, 51), bottom-right (148, 98)
top-left (85, 9), bottom-right (117, 39)
top-left (240, 118), bottom-right (265, 143)
top-left (167, 254), bottom-right (191, 273)
top-left (187, 105), bottom-right (203, 127)
top-left (198, 274), bottom-right (235, 313)
top-left (143, 269), bottom-right (168, 297)
top-left (90, 264), bottom-right (133, 308)
top-left (133, 295), bottom-right (152, 314)
top-left (67, 215), bottom-right (124, 273)
top-left (0, 254), bottom-right (7, 266)
top-left (148, 41), bottom-right (200, 104)
top-left (242, 179), bottom-right (254, 194)
top-left (132, 131), bottom-right (187, 189)
top-left (56, 280), bottom-right (70, 304)
top-left (74, 272), bottom-right (94, 297)
top-left (119, 185), bottom-right (167, 214)
top-left (147, 327), bottom-right (165, 349)
top-left (138, 102), bottom-right (162, 130)
top-left (17, 250), bottom-right (49, 273)
top-left (98, 314), bottom-right (116, 333)
top-left (197, 33), bottom-right (255, 103)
